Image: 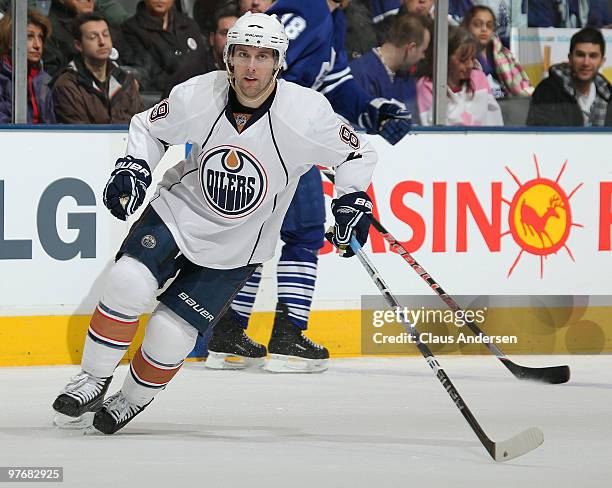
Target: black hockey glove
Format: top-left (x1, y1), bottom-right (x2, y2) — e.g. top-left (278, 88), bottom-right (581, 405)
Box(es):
top-left (330, 191), bottom-right (372, 258)
top-left (103, 156), bottom-right (152, 220)
top-left (360, 98), bottom-right (412, 146)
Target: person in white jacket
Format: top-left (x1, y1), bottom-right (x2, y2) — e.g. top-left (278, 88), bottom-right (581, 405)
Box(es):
top-left (51, 12), bottom-right (377, 435)
top-left (417, 25), bottom-right (504, 126)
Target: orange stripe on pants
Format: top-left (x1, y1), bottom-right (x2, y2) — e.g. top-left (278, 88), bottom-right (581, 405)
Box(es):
top-left (89, 308), bottom-right (139, 343)
top-left (131, 347), bottom-right (182, 386)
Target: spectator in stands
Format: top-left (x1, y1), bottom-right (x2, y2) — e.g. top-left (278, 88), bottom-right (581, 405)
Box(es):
top-left (345, 0), bottom-right (378, 60)
top-left (0, 9), bottom-right (56, 123)
top-left (239, 0), bottom-right (273, 14)
top-left (44, 0), bottom-right (132, 77)
top-left (463, 5), bottom-right (533, 98)
top-left (52, 13), bottom-right (142, 123)
top-left (528, 0), bottom-right (565, 27)
top-left (44, 0), bottom-right (95, 76)
top-left (193, 0), bottom-right (234, 36)
top-left (404, 0), bottom-right (433, 16)
top-left (95, 0), bottom-right (130, 24)
top-left (373, 0), bottom-right (472, 44)
top-left (527, 27), bottom-right (612, 126)
top-left (568, 0), bottom-right (612, 27)
top-left (205, 6), bottom-right (238, 70)
top-left (350, 13), bottom-right (429, 120)
top-left (161, 5), bottom-right (238, 98)
top-left (528, 0), bottom-right (612, 28)
top-left (405, 0), bottom-right (473, 23)
top-left (472, 0), bottom-right (514, 46)
top-left (417, 25), bottom-right (503, 125)
top-left (121, 0), bottom-right (204, 92)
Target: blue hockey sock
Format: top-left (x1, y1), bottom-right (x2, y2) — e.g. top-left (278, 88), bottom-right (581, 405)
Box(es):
top-left (230, 266), bottom-right (263, 328)
top-left (276, 244), bottom-right (318, 330)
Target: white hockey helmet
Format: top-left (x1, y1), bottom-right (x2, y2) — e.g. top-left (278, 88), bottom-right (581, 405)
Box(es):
top-left (223, 11), bottom-right (289, 71)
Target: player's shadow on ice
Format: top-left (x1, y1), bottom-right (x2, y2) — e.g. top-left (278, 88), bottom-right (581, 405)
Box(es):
top-left (92, 422), bottom-right (478, 449)
top-left (80, 424), bottom-right (544, 465)
top-left (0, 425), bottom-right (542, 466)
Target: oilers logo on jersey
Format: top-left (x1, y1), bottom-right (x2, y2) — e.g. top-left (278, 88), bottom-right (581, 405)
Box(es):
top-left (198, 145), bottom-right (268, 219)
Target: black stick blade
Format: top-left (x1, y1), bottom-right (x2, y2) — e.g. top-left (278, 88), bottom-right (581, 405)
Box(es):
top-left (501, 359), bottom-right (570, 384)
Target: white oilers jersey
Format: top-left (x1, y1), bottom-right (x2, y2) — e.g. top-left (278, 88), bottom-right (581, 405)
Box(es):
top-left (125, 71), bottom-right (377, 269)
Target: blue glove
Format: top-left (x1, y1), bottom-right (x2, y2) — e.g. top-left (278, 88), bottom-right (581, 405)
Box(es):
top-left (103, 155), bottom-right (152, 220)
top-left (329, 191), bottom-right (372, 258)
top-left (360, 98), bottom-right (412, 145)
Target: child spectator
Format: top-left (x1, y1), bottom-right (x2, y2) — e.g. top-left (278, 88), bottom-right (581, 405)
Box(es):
top-left (463, 5), bottom-right (533, 98)
top-left (0, 9), bottom-right (55, 123)
top-left (417, 25), bottom-right (503, 125)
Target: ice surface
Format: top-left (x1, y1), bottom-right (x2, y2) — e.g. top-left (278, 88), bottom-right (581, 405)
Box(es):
top-left (0, 355), bottom-right (609, 488)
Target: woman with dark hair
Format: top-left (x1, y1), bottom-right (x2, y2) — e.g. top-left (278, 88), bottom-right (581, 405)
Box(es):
top-left (463, 5), bottom-right (533, 98)
top-left (416, 25), bottom-right (503, 125)
top-left (0, 9), bottom-right (56, 123)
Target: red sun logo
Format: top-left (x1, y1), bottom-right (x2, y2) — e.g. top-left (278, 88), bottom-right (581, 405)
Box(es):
top-left (502, 155), bottom-right (583, 278)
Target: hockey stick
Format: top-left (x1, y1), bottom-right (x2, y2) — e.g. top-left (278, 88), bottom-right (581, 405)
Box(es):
top-left (321, 168), bottom-right (570, 384)
top-left (341, 234), bottom-right (544, 462)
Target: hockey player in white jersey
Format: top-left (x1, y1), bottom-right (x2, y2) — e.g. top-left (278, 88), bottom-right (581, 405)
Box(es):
top-left (51, 12), bottom-right (377, 434)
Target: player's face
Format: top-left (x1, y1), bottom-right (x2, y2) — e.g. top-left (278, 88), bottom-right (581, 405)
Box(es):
top-left (27, 23), bottom-right (44, 64)
top-left (239, 0), bottom-right (273, 14)
top-left (404, 0), bottom-right (433, 15)
top-left (468, 9), bottom-right (495, 47)
top-left (403, 28), bottom-right (430, 70)
top-left (448, 44), bottom-right (476, 89)
top-left (209, 16), bottom-right (237, 61)
top-left (568, 42), bottom-right (605, 83)
top-left (61, 0), bottom-right (94, 14)
top-left (232, 45), bottom-right (276, 98)
top-left (76, 20), bottom-right (113, 62)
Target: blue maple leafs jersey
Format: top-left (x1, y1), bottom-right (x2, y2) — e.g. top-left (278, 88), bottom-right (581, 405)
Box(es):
top-left (268, 0), bottom-right (373, 126)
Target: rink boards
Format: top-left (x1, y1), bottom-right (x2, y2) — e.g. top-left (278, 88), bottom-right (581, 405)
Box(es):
top-left (1, 127), bottom-right (612, 365)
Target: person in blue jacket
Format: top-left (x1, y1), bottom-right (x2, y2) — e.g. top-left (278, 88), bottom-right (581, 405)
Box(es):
top-left (350, 12), bottom-right (430, 124)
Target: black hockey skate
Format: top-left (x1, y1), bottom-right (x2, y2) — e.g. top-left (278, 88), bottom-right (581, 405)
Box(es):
top-left (205, 312), bottom-right (267, 370)
top-left (53, 371), bottom-right (112, 417)
top-left (92, 391), bottom-right (151, 435)
top-left (265, 302), bottom-right (329, 373)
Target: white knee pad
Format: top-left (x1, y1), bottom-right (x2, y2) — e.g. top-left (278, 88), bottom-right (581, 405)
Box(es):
top-left (142, 304), bottom-right (199, 365)
top-left (101, 255), bottom-right (159, 317)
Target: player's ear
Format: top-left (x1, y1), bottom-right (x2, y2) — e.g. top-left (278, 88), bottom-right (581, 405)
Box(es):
top-left (74, 39), bottom-right (82, 54)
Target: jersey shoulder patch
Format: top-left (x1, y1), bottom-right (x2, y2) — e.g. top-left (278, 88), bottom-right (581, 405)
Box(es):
top-left (149, 99), bottom-right (169, 122)
top-left (339, 123), bottom-right (360, 150)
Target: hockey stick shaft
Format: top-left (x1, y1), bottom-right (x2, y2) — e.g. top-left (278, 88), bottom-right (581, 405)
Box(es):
top-left (343, 235), bottom-right (542, 461)
top-left (321, 168), bottom-right (569, 384)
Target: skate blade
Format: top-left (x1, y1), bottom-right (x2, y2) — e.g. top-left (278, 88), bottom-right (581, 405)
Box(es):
top-left (205, 351), bottom-right (265, 370)
top-left (53, 411), bottom-right (94, 430)
top-left (264, 354), bottom-right (328, 373)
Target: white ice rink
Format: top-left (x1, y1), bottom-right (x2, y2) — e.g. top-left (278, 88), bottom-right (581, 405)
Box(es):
top-left (0, 355), bottom-right (609, 488)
